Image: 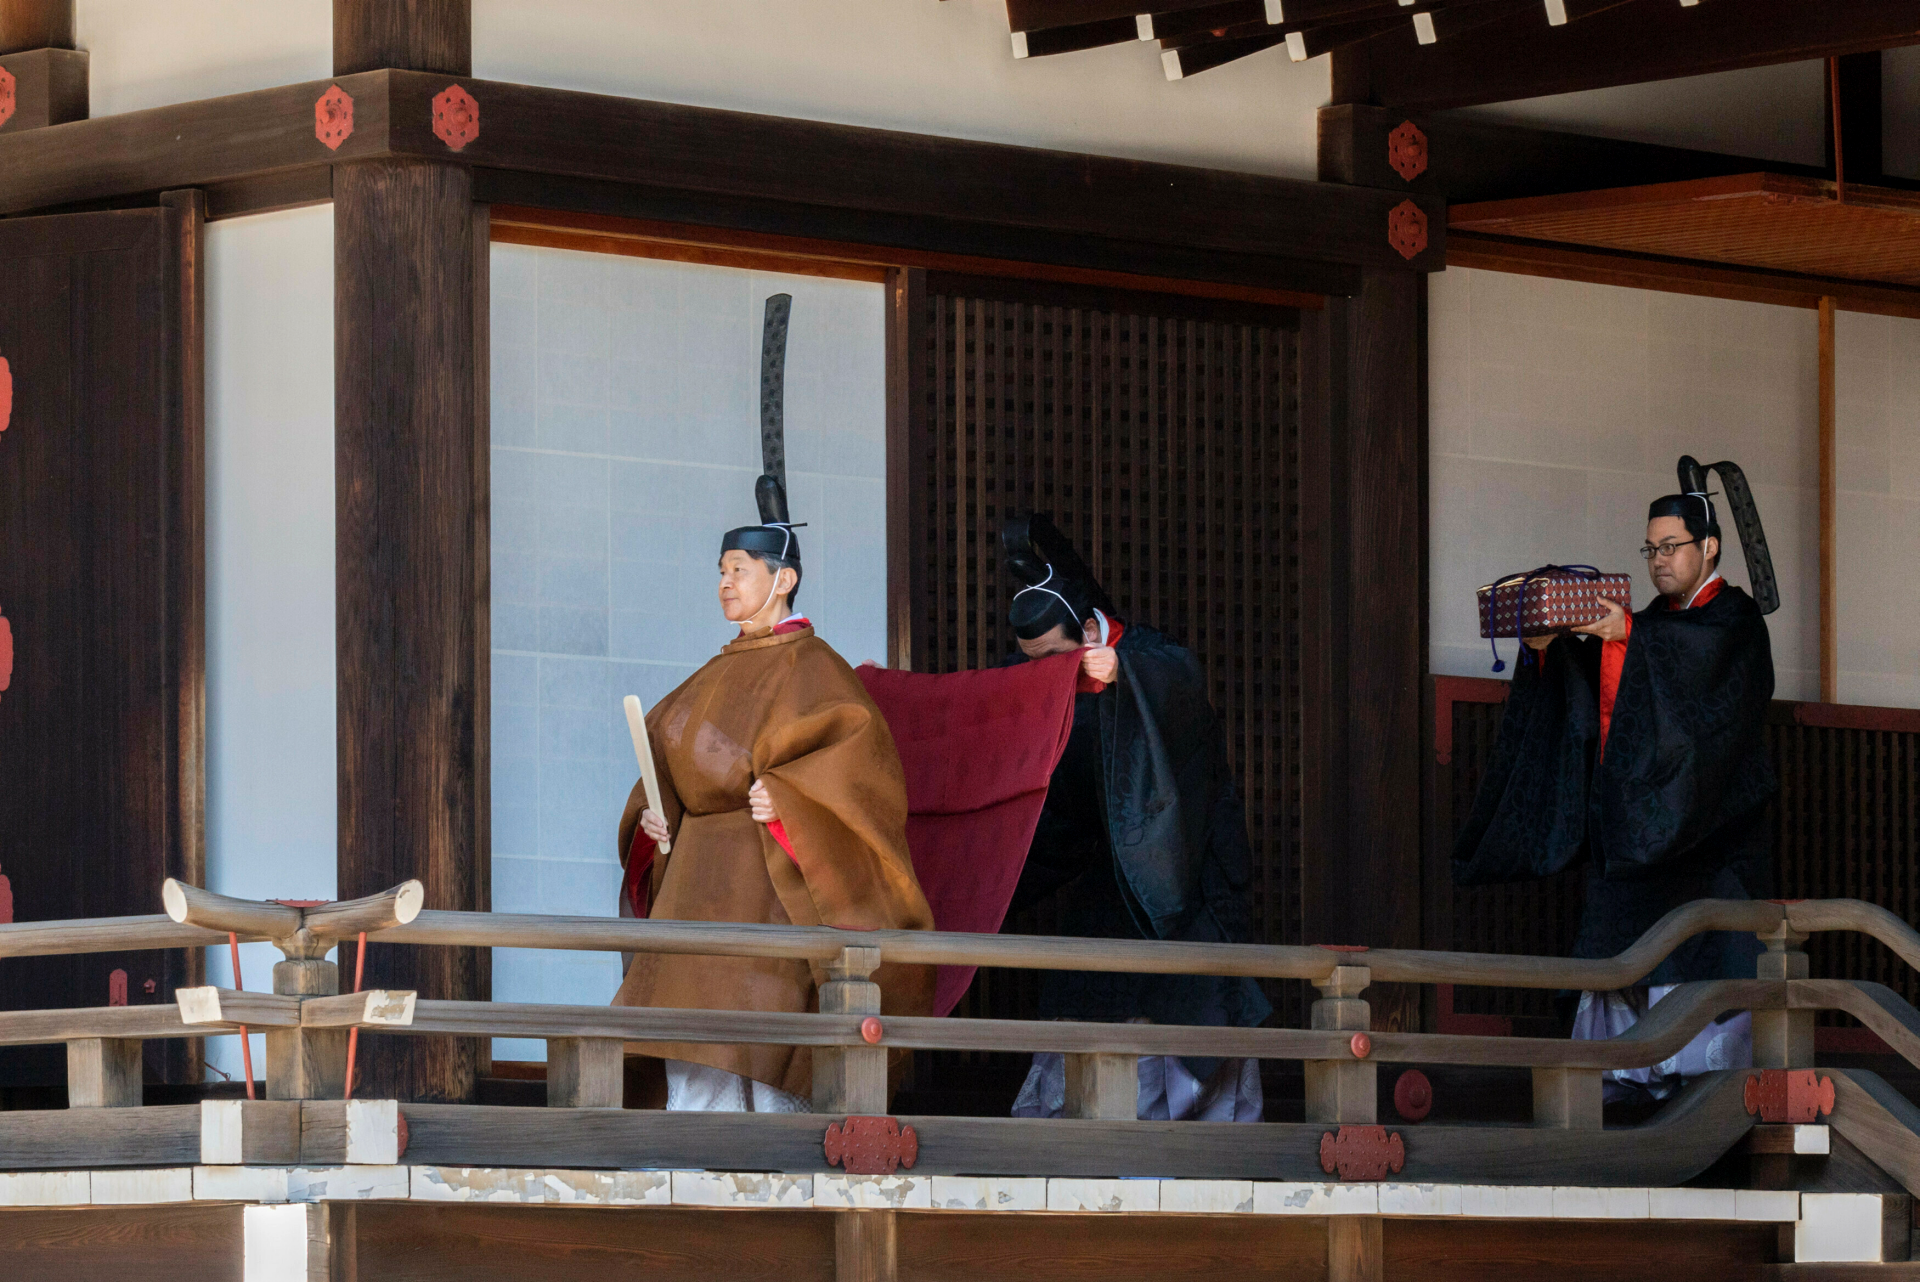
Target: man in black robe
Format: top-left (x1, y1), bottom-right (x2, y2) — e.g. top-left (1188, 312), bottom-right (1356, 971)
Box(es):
top-left (999, 515), bottom-right (1270, 1121)
top-left (1454, 473), bottom-right (1777, 1095)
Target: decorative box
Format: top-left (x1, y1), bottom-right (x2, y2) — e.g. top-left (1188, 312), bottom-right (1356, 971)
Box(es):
top-left (1477, 566), bottom-right (1632, 639)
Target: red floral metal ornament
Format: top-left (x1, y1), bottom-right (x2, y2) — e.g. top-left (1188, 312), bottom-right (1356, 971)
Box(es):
top-left (1388, 201), bottom-right (1428, 261)
top-left (433, 84), bottom-right (480, 151)
top-left (1320, 1125), bottom-right (1406, 1180)
top-left (0, 610), bottom-right (11, 703)
top-left (0, 355), bottom-right (12, 432)
top-left (0, 66), bottom-right (15, 130)
top-left (315, 85), bottom-right (354, 151)
top-left (1388, 120), bottom-right (1428, 183)
top-left (1744, 1069), bottom-right (1835, 1124)
top-left (824, 1116), bottom-right (919, 1175)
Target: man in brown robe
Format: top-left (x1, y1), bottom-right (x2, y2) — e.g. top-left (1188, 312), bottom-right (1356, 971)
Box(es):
top-left (614, 500), bottom-right (934, 1110)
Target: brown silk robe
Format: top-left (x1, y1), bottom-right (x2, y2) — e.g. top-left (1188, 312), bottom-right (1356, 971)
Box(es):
top-left (613, 623), bottom-right (935, 1096)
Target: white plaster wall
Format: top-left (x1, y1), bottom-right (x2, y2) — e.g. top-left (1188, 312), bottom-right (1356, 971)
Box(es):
top-left (487, 245), bottom-right (887, 1061)
top-left (472, 0), bottom-right (1330, 178)
top-left (204, 205), bottom-right (337, 1083)
top-left (75, 0), bottom-right (330, 117)
top-left (1430, 267), bottom-right (1920, 710)
top-left (1447, 61), bottom-right (1830, 167)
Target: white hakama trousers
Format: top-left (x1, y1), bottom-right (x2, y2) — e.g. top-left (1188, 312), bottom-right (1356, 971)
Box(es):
top-left (1012, 1052), bottom-right (1264, 1122)
top-left (1572, 984), bottom-right (1752, 1102)
top-left (664, 1059), bottom-right (810, 1113)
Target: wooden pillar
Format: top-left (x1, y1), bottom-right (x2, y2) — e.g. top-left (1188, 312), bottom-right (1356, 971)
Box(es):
top-left (1328, 1217), bottom-right (1383, 1282)
top-left (836, 1210), bottom-right (898, 1282)
top-left (333, 0), bottom-right (469, 76)
top-left (813, 947), bottom-right (886, 1114)
top-left (1299, 269), bottom-right (1427, 1029)
top-left (1818, 296), bottom-right (1837, 704)
top-left (883, 267), bottom-right (927, 671)
top-left (334, 159), bottom-right (488, 1102)
top-left (0, 0), bottom-right (86, 131)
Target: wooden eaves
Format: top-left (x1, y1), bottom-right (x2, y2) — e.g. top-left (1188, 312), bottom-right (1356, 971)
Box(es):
top-left (0, 68), bottom-right (1445, 299)
top-left (1448, 172), bottom-right (1920, 319)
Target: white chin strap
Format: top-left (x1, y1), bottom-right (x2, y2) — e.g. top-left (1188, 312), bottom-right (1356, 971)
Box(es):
top-left (744, 568), bottom-right (793, 630)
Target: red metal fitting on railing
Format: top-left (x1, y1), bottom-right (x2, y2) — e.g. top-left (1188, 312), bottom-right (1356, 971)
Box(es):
top-left (1349, 1032), bottom-right (1372, 1059)
top-left (1320, 1125), bottom-right (1405, 1180)
top-left (860, 1016), bottom-right (884, 1045)
top-left (1394, 1069), bottom-right (1433, 1121)
top-left (824, 1116), bottom-right (918, 1174)
top-left (1744, 1069), bottom-right (1834, 1123)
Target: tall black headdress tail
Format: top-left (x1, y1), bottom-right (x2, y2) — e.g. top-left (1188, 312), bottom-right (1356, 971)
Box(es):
top-left (1677, 455), bottom-right (1779, 615)
top-left (1001, 512), bottom-right (1118, 618)
top-left (722, 294), bottom-right (805, 561)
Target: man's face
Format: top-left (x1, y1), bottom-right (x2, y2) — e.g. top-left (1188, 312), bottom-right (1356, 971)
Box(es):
top-left (1645, 515), bottom-right (1717, 600)
top-left (1016, 620), bottom-right (1097, 659)
top-left (717, 550), bottom-right (789, 623)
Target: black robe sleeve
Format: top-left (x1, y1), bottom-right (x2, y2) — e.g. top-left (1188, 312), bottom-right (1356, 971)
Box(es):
top-left (1451, 636), bottom-right (1602, 886)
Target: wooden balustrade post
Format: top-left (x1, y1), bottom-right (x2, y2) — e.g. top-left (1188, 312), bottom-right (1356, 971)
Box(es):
top-left (547, 1037), bottom-right (624, 1109)
top-left (66, 1038), bottom-right (143, 1107)
top-left (1752, 922), bottom-right (1814, 1069)
top-left (267, 952), bottom-right (347, 1101)
top-left (1531, 1066), bottom-right (1602, 1129)
top-left (1064, 1053), bottom-right (1139, 1121)
top-left (1306, 965), bottom-right (1375, 1124)
top-left (814, 946), bottom-right (887, 1115)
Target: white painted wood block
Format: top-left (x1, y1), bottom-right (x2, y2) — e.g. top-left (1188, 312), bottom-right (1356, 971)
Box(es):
top-left (589, 1170), bottom-right (673, 1206)
top-left (1159, 1180), bottom-right (1254, 1214)
top-left (1252, 1182), bottom-right (1379, 1215)
top-left (91, 1168), bottom-right (195, 1204)
top-left (815, 1174), bottom-right (933, 1210)
top-left (358, 990), bottom-right (416, 1026)
top-left (286, 1166), bottom-right (410, 1202)
top-left (1736, 1189), bottom-right (1800, 1222)
top-left (1795, 1193), bottom-right (1885, 1263)
top-left (1458, 1184), bottom-right (1554, 1218)
top-left (410, 1166), bottom-right (549, 1203)
top-left (1792, 1125), bottom-right (1830, 1155)
top-left (1379, 1183), bottom-right (1463, 1216)
top-left (196, 1165), bottom-right (290, 1203)
top-left (1649, 1187), bottom-right (1740, 1221)
top-left (1551, 1187), bottom-right (1649, 1219)
top-left (244, 1203), bottom-right (325, 1282)
top-left (0, 1171), bottom-right (90, 1206)
top-left (671, 1171), bottom-right (813, 1208)
top-left (201, 1099), bottom-right (246, 1165)
top-left (929, 1176), bottom-right (1046, 1211)
top-left (343, 1099), bottom-right (400, 1165)
top-left (1047, 1178), bottom-right (1160, 1213)
top-left (176, 986), bottom-right (226, 1024)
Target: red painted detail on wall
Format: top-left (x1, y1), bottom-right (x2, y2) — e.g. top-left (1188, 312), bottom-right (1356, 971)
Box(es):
top-left (1393, 1069), bottom-right (1433, 1121)
top-left (314, 85), bottom-right (354, 151)
top-left (824, 1116), bottom-right (919, 1175)
top-left (432, 85), bottom-right (479, 151)
top-left (0, 866), bottom-right (13, 924)
top-left (109, 969), bottom-right (129, 1007)
top-left (1387, 120), bottom-right (1428, 183)
top-left (1435, 983), bottom-right (1513, 1037)
top-left (1317, 944), bottom-right (1370, 952)
top-left (397, 1113), bottom-right (410, 1158)
top-left (0, 612), bottom-right (11, 701)
top-left (1388, 200), bottom-right (1428, 261)
top-left (860, 1016), bottom-right (884, 1045)
top-left (1349, 1032), bottom-right (1373, 1059)
top-left (1744, 1069), bottom-right (1834, 1123)
top-left (0, 67), bottom-right (15, 130)
top-left (1, 354), bottom-right (13, 432)
top-left (1319, 1125), bottom-right (1405, 1180)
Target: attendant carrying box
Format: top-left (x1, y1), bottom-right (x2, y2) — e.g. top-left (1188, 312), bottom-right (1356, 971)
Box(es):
top-left (1477, 565), bottom-right (1633, 639)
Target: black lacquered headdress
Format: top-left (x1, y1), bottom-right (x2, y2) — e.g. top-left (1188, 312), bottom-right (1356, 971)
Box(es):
top-left (720, 294), bottom-right (805, 563)
top-left (1650, 455), bottom-right (1778, 614)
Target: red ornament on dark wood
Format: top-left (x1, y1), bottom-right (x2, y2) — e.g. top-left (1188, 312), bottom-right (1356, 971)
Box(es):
top-left (1744, 1069), bottom-right (1834, 1124)
top-left (1, 354), bottom-right (12, 432)
top-left (0, 610), bottom-right (11, 704)
top-left (1387, 120), bottom-right (1428, 183)
top-left (0, 865), bottom-right (12, 923)
top-left (315, 85), bottom-right (354, 151)
top-left (823, 1116), bottom-right (919, 1175)
top-left (1319, 1125), bottom-right (1405, 1180)
top-left (0, 66), bottom-right (15, 130)
top-left (1388, 200), bottom-right (1428, 261)
top-left (109, 969), bottom-right (129, 1007)
top-left (433, 85), bottom-right (480, 151)
top-left (1393, 1069), bottom-right (1433, 1121)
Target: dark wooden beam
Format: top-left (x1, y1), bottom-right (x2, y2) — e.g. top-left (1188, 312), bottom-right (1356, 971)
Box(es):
top-left (0, 0), bottom-right (72, 54)
top-left (1333, 0), bottom-right (1920, 111)
top-left (1318, 103), bottom-right (1859, 205)
top-left (1012, 15), bottom-right (1137, 58)
top-left (333, 0), bottom-right (469, 76)
top-left (0, 71), bottom-right (1441, 276)
top-left (334, 159), bottom-right (488, 1103)
top-left (1005, 0), bottom-right (1235, 33)
top-left (1826, 50), bottom-right (1883, 181)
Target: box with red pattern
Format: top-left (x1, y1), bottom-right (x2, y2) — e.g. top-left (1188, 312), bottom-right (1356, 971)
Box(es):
top-left (1477, 567), bottom-right (1633, 639)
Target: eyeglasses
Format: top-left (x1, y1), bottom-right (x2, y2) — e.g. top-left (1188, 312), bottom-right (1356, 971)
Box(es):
top-left (1639, 538), bottom-right (1700, 561)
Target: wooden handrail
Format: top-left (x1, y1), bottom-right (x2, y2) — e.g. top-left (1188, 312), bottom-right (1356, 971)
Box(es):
top-left (0, 914), bottom-right (241, 959)
top-left (162, 879), bottom-right (424, 943)
top-left (1785, 900), bottom-right (1920, 975)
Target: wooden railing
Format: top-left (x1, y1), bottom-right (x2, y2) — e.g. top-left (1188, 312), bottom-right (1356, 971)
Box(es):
top-left (3, 880), bottom-right (1920, 1187)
